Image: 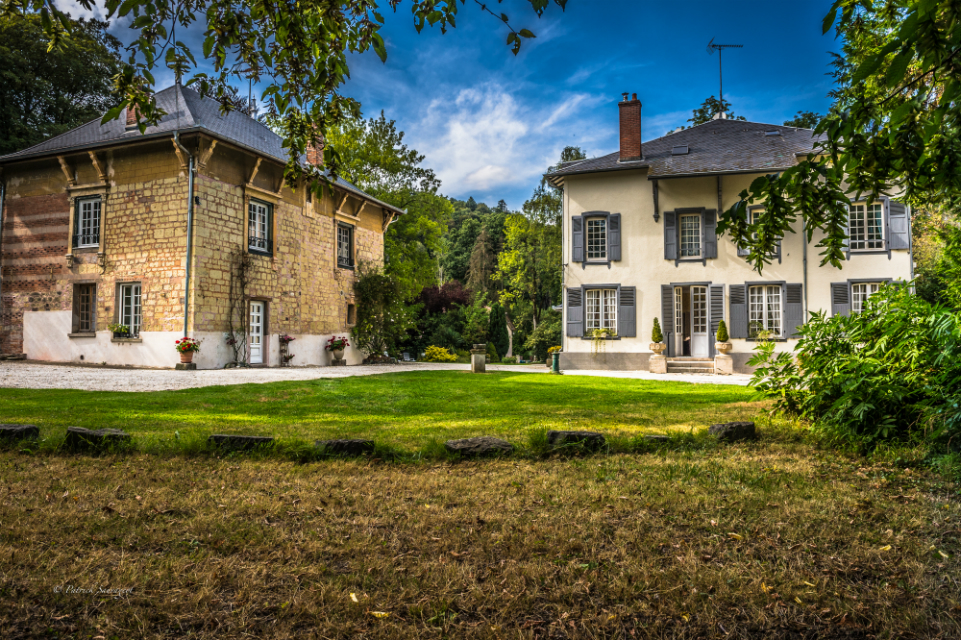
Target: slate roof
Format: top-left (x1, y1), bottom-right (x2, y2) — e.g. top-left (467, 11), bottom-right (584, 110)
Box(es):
top-left (545, 118), bottom-right (824, 184)
top-left (0, 83), bottom-right (404, 215)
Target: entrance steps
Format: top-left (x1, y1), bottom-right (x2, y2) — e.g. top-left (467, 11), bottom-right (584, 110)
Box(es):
top-left (666, 357), bottom-right (715, 374)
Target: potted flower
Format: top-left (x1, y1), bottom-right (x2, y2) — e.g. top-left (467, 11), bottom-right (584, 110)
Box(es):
top-left (175, 336), bottom-right (201, 363)
top-left (715, 319), bottom-right (732, 353)
top-left (108, 323), bottom-right (130, 339)
top-left (326, 335), bottom-right (350, 360)
top-left (650, 318), bottom-right (666, 355)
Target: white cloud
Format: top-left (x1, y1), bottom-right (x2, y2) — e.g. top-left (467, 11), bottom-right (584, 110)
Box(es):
top-left (56, 0), bottom-right (109, 21)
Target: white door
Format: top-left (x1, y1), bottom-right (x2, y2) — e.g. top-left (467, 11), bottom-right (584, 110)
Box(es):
top-left (250, 301), bottom-right (264, 364)
top-left (674, 286), bottom-right (684, 356)
top-left (691, 286), bottom-right (708, 357)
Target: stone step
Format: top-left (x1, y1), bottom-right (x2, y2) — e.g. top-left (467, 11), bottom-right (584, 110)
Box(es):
top-left (667, 364), bottom-right (715, 374)
top-left (666, 358), bottom-right (714, 362)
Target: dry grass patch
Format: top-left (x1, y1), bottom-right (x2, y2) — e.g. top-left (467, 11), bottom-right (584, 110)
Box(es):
top-left (1, 437), bottom-right (959, 639)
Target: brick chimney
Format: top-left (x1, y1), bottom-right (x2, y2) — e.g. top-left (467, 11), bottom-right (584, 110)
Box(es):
top-left (125, 103), bottom-right (140, 129)
top-left (618, 92), bottom-right (642, 162)
top-left (305, 141), bottom-right (324, 167)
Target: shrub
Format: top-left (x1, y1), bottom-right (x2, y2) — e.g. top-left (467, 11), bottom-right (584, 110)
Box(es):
top-left (486, 343), bottom-right (500, 362)
top-left (651, 317), bottom-right (664, 343)
top-left (487, 302), bottom-right (510, 360)
top-left (716, 319), bottom-right (729, 342)
top-left (523, 310), bottom-right (562, 361)
top-left (423, 345), bottom-right (457, 363)
top-left (501, 356), bottom-right (517, 363)
top-left (351, 263), bottom-right (413, 356)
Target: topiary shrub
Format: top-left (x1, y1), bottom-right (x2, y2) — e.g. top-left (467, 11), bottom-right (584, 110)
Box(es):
top-left (423, 345), bottom-right (457, 362)
top-left (652, 317), bottom-right (664, 343)
top-left (716, 319), bottom-right (729, 342)
top-left (487, 343), bottom-right (500, 362)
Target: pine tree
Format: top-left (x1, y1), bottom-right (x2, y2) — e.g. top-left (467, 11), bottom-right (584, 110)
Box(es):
top-left (488, 302), bottom-right (510, 359)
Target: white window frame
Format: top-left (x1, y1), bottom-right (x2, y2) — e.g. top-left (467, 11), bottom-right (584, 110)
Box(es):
top-left (585, 289), bottom-right (617, 332)
top-left (849, 203), bottom-right (884, 251)
top-left (119, 283), bottom-right (142, 337)
top-left (851, 282), bottom-right (883, 313)
top-left (248, 200), bottom-right (272, 254)
top-left (586, 217), bottom-right (607, 262)
top-left (680, 213), bottom-right (701, 258)
top-left (337, 223), bottom-right (354, 269)
top-left (75, 197), bottom-right (101, 248)
top-left (748, 285), bottom-right (782, 338)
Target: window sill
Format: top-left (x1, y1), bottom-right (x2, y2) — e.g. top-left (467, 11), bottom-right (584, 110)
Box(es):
top-left (111, 337), bottom-right (143, 344)
top-left (337, 264), bottom-right (355, 271)
top-left (248, 249), bottom-right (273, 257)
top-left (847, 249), bottom-right (887, 255)
top-left (68, 332), bottom-right (97, 339)
top-left (745, 338), bottom-right (788, 343)
top-left (579, 336), bottom-right (621, 341)
top-left (72, 246), bottom-right (100, 254)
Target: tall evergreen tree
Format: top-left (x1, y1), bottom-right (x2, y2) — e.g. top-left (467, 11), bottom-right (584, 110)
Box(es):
top-left (487, 302), bottom-right (510, 359)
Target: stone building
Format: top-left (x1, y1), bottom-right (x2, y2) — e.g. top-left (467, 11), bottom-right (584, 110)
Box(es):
top-left (0, 84), bottom-right (402, 368)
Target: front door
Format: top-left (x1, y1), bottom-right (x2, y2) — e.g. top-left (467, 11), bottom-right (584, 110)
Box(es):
top-left (673, 286), bottom-right (684, 356)
top-left (250, 301), bottom-right (264, 364)
top-left (691, 286), bottom-right (708, 357)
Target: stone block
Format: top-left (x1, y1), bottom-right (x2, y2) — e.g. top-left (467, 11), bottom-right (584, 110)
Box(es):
top-left (471, 352), bottom-right (486, 373)
top-left (64, 427), bottom-right (132, 450)
top-left (714, 354), bottom-right (734, 375)
top-left (0, 424), bottom-right (40, 441)
top-left (175, 363), bottom-right (197, 370)
top-left (315, 439), bottom-right (375, 456)
top-left (445, 436), bottom-right (514, 457)
top-left (209, 434), bottom-right (275, 450)
top-left (649, 354), bottom-right (667, 374)
top-left (547, 430), bottom-right (606, 450)
top-left (709, 421), bottom-right (757, 442)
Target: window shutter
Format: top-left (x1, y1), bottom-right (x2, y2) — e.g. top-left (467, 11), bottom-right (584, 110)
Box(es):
top-left (703, 210), bottom-right (718, 259)
top-left (887, 199), bottom-right (909, 250)
top-left (737, 239), bottom-right (750, 257)
top-left (729, 284), bottom-right (748, 339)
top-left (663, 211), bottom-right (677, 260)
top-left (831, 282), bottom-right (850, 316)
top-left (617, 286), bottom-right (636, 337)
top-left (785, 283), bottom-right (804, 338)
top-left (566, 288), bottom-right (583, 337)
top-left (710, 285), bottom-right (724, 338)
top-left (842, 204), bottom-right (851, 260)
top-left (571, 216), bottom-right (584, 263)
top-left (608, 214), bottom-right (621, 261)
top-left (661, 285), bottom-right (674, 355)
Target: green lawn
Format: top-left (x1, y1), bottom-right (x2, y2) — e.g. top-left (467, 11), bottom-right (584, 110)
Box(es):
top-left (0, 371), bottom-right (759, 454)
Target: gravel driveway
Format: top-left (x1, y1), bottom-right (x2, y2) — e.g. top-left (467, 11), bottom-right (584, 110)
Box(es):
top-left (0, 361), bottom-right (750, 392)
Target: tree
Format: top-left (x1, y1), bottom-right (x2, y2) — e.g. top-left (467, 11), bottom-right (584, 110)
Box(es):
top-left (688, 96), bottom-right (747, 126)
top-left (466, 227), bottom-right (497, 295)
top-left (351, 263), bottom-right (414, 357)
top-left (487, 302), bottom-right (510, 359)
top-left (0, 14), bottom-right (123, 155)
top-left (783, 110), bottom-right (822, 129)
top-left (25, 0), bottom-right (568, 191)
top-left (466, 196), bottom-right (478, 211)
top-left (496, 199), bottom-right (508, 213)
top-left (559, 145), bottom-right (586, 163)
top-left (720, 1), bottom-right (961, 273)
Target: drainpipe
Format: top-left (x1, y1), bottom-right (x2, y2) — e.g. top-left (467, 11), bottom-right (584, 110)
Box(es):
top-left (173, 133), bottom-right (195, 337)
top-left (0, 179), bottom-right (5, 349)
top-left (802, 219), bottom-right (809, 321)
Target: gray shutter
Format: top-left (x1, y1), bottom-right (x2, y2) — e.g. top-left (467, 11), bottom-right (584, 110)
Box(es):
top-left (710, 285), bottom-right (724, 337)
top-left (664, 211), bottom-right (677, 260)
top-left (831, 282), bottom-right (850, 317)
top-left (571, 216), bottom-right (584, 263)
top-left (618, 286), bottom-right (636, 337)
top-left (888, 199), bottom-right (909, 250)
top-left (737, 239), bottom-right (750, 257)
top-left (661, 285), bottom-right (674, 356)
top-left (843, 204), bottom-right (851, 260)
top-left (729, 284), bottom-right (748, 339)
top-left (608, 214), bottom-right (621, 261)
top-left (785, 283), bottom-right (804, 338)
top-left (703, 210), bottom-right (718, 259)
top-left (566, 288), bottom-right (583, 337)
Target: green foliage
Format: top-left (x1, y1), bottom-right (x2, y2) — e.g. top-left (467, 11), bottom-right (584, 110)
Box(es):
top-left (688, 96), bottom-right (747, 126)
top-left (783, 110), bottom-right (822, 129)
top-left (651, 317), bottom-right (664, 343)
top-left (423, 345), bottom-right (457, 363)
top-left (351, 263), bottom-right (413, 356)
top-left (0, 14), bottom-right (123, 155)
top-left (460, 293), bottom-right (490, 347)
top-left (716, 319), bottom-right (729, 343)
top-left (486, 342), bottom-right (500, 363)
top-left (559, 145), bottom-right (587, 163)
top-left (750, 285), bottom-right (961, 446)
top-left (487, 302), bottom-right (510, 360)
top-left (523, 310), bottom-right (561, 361)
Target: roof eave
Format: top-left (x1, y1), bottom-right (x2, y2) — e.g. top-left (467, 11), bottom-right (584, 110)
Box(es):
top-left (647, 166), bottom-right (797, 180)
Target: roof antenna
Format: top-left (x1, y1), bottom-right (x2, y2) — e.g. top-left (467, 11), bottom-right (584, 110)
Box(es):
top-left (707, 38), bottom-right (743, 119)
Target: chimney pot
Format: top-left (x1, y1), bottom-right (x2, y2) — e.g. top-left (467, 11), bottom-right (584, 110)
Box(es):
top-left (125, 104), bottom-right (139, 128)
top-left (618, 92), bottom-right (643, 162)
top-left (621, 92), bottom-right (629, 102)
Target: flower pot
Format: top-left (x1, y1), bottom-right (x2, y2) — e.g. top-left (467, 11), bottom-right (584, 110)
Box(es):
top-left (331, 349), bottom-right (345, 360)
top-left (715, 341), bottom-right (733, 354)
top-left (650, 342), bottom-right (666, 355)
top-left (180, 351), bottom-right (194, 364)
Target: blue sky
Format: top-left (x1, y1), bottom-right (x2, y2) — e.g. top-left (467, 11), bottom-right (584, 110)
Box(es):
top-left (69, 0), bottom-right (838, 210)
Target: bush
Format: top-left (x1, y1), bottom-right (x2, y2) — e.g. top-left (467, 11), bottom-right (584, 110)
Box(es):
top-left (487, 302), bottom-right (510, 360)
top-left (716, 319), bottom-right (729, 342)
top-left (351, 263), bottom-right (413, 356)
top-left (523, 310), bottom-right (562, 362)
top-left (750, 283), bottom-right (961, 446)
top-left (423, 345), bottom-right (457, 363)
top-left (651, 317), bottom-right (663, 343)
top-left (487, 343), bottom-right (500, 362)
top-left (500, 356), bottom-right (517, 364)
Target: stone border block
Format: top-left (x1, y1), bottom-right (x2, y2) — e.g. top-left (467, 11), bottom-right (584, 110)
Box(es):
top-left (64, 427), bottom-right (132, 450)
top-left (709, 421), bottom-right (757, 442)
top-left (445, 436), bottom-right (514, 457)
top-left (547, 430), bottom-right (606, 450)
top-left (0, 424), bottom-right (40, 441)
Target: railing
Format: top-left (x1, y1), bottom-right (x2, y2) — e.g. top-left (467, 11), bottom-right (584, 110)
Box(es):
top-left (248, 236), bottom-right (272, 254)
top-left (73, 233), bottom-right (100, 248)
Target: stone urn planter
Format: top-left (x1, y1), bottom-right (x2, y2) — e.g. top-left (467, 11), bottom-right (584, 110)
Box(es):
top-left (180, 351), bottom-right (194, 364)
top-left (650, 342), bottom-right (666, 355)
top-left (715, 341), bottom-right (733, 354)
top-left (331, 348), bottom-right (345, 360)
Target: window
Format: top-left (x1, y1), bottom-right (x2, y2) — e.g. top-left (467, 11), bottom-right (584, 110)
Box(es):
top-left (347, 303), bottom-right (356, 326)
top-left (74, 197), bottom-right (101, 248)
top-left (586, 289), bottom-right (617, 332)
top-left (680, 213), bottom-right (701, 257)
top-left (248, 200), bottom-right (272, 254)
top-left (586, 218), bottom-right (607, 261)
top-left (851, 282), bottom-right (882, 313)
top-left (337, 224), bottom-right (354, 269)
top-left (849, 203), bottom-right (884, 250)
top-left (119, 283), bottom-right (142, 337)
top-left (72, 283), bottom-right (96, 333)
top-left (748, 285), bottom-right (782, 338)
